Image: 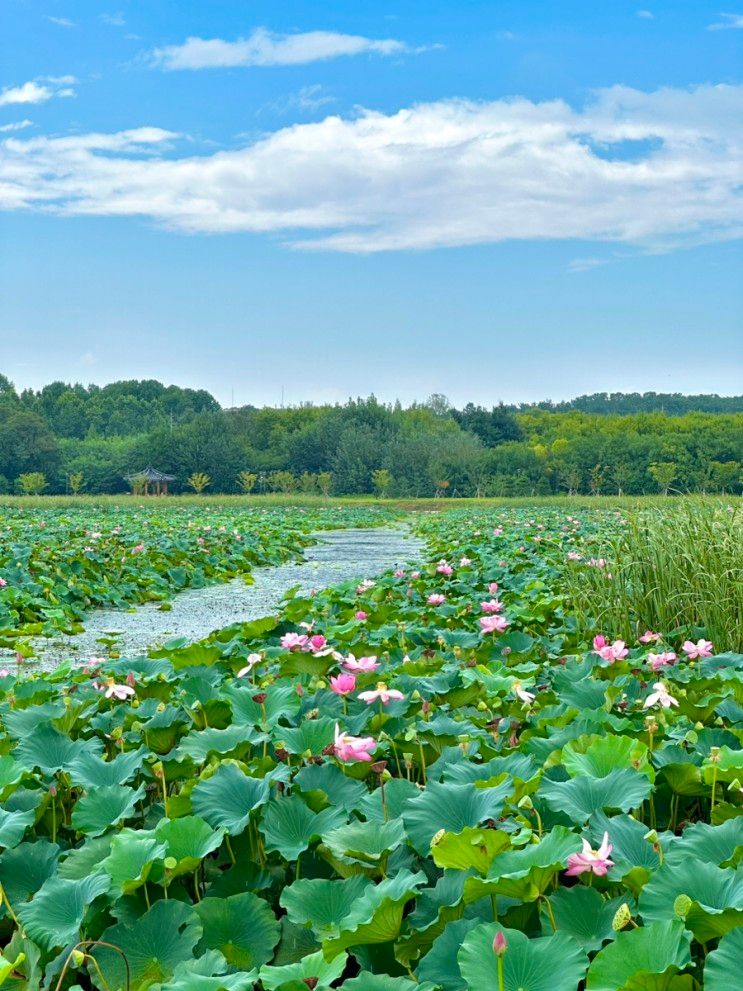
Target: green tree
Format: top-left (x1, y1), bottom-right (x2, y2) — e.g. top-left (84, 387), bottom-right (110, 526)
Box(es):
top-left (372, 468), bottom-right (393, 498)
top-left (648, 461), bottom-right (677, 495)
top-left (17, 471), bottom-right (47, 495)
top-left (68, 471), bottom-right (85, 494)
top-left (187, 472), bottom-right (211, 494)
top-left (237, 470), bottom-right (257, 494)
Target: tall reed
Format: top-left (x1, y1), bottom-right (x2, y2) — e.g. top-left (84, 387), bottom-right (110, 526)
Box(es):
top-left (565, 502), bottom-right (743, 651)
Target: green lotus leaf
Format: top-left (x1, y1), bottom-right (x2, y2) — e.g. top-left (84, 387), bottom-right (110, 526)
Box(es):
top-left (0, 756), bottom-right (24, 797)
top-left (469, 826), bottom-right (582, 903)
top-left (322, 869), bottom-right (427, 959)
top-left (67, 747), bottom-right (147, 789)
top-left (155, 950), bottom-right (256, 990)
top-left (561, 734), bottom-right (653, 780)
top-left (639, 860), bottom-right (743, 941)
top-left (402, 780), bottom-right (512, 855)
top-left (294, 762), bottom-right (367, 812)
top-left (431, 825), bottom-right (510, 873)
top-left (71, 783), bottom-right (146, 837)
top-left (0, 839), bottom-right (59, 903)
top-left (540, 769), bottom-right (652, 823)
top-left (176, 724), bottom-right (260, 762)
top-left (57, 834), bottom-right (113, 880)
top-left (458, 923), bottom-right (589, 991)
top-left (0, 950), bottom-right (25, 985)
top-left (259, 949), bottom-right (347, 991)
top-left (587, 812), bottom-right (660, 887)
top-left (0, 807), bottom-right (35, 849)
top-left (17, 873), bottom-right (111, 950)
top-left (195, 892), bottom-right (280, 970)
top-left (703, 926), bottom-right (743, 991)
top-left (279, 717), bottom-right (337, 756)
top-left (665, 817), bottom-right (743, 867)
top-left (416, 917), bottom-right (482, 991)
top-left (92, 900), bottom-right (202, 991)
top-left (191, 764), bottom-right (269, 835)
top-left (586, 920), bottom-right (692, 991)
top-left (226, 684), bottom-right (301, 728)
top-left (280, 875), bottom-right (371, 940)
top-left (322, 817), bottom-right (405, 866)
top-left (14, 723), bottom-right (103, 774)
top-left (260, 795), bottom-right (346, 861)
top-left (703, 746), bottom-right (743, 784)
top-left (155, 815), bottom-right (226, 875)
top-left (342, 977), bottom-right (439, 991)
top-left (100, 828), bottom-right (167, 892)
top-left (546, 886), bottom-right (623, 952)
top-left (358, 778), bottom-right (420, 822)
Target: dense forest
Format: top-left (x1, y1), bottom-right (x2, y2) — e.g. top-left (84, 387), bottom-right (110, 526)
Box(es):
top-left (1, 374), bottom-right (741, 496)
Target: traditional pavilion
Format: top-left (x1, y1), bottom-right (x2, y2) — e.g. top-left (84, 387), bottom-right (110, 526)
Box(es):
top-left (125, 467), bottom-right (176, 495)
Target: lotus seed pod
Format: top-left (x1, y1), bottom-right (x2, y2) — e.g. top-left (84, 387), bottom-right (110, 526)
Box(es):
top-left (674, 894), bottom-right (692, 918)
top-left (612, 903), bottom-right (632, 931)
top-left (71, 949), bottom-right (86, 967)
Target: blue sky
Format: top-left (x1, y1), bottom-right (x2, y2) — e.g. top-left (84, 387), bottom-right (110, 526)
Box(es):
top-left (1, 1), bottom-right (741, 407)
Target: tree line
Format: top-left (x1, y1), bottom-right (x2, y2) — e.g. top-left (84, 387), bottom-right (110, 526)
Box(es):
top-left (1, 375), bottom-right (741, 496)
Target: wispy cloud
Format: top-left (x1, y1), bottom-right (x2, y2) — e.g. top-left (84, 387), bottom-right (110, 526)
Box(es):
top-left (262, 84), bottom-right (336, 116)
top-left (708, 12), bottom-right (743, 30)
top-left (1, 85), bottom-right (742, 254)
top-left (99, 12), bottom-right (126, 27)
top-left (48, 15), bottom-right (75, 28)
top-left (151, 27), bottom-right (409, 70)
top-left (0, 119), bottom-right (33, 132)
top-left (0, 76), bottom-right (76, 107)
top-left (636, 10), bottom-right (655, 19)
top-left (568, 257), bottom-right (608, 273)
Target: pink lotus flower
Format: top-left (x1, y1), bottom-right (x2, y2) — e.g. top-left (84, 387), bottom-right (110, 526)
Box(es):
top-left (566, 832), bottom-right (614, 877)
top-left (437, 561), bottom-right (453, 576)
top-left (0, 577), bottom-right (8, 587)
top-left (639, 630), bottom-right (661, 644)
top-left (131, 543), bottom-right (145, 554)
top-left (682, 639), bottom-right (714, 660)
top-left (356, 579), bottom-right (376, 594)
top-left (411, 571), bottom-right (421, 579)
top-left (643, 681), bottom-right (679, 709)
top-left (333, 724), bottom-right (376, 762)
top-left (489, 582), bottom-right (499, 594)
top-left (647, 651), bottom-right (677, 672)
top-left (103, 682), bottom-right (135, 700)
top-left (394, 569), bottom-right (406, 578)
top-left (493, 527), bottom-right (503, 536)
top-left (479, 615), bottom-right (509, 635)
top-left (237, 653), bottom-right (262, 677)
top-left (567, 551), bottom-right (583, 561)
top-left (330, 672), bottom-right (356, 696)
top-left (427, 594), bottom-right (446, 606)
top-left (0, 669), bottom-right (10, 677)
top-left (355, 611), bottom-right (368, 621)
top-left (593, 634), bottom-right (608, 651)
top-left (481, 599), bottom-right (504, 614)
top-left (358, 682), bottom-right (405, 705)
top-left (280, 633), bottom-right (309, 651)
top-left (306, 634), bottom-right (328, 654)
top-left (460, 557), bottom-right (472, 567)
top-left (342, 654), bottom-right (379, 673)
top-left (598, 640), bottom-right (629, 663)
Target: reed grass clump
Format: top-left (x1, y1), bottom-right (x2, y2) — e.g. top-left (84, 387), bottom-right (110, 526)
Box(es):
top-left (566, 502), bottom-right (743, 651)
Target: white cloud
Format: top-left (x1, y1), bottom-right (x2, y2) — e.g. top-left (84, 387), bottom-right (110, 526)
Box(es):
top-left (708, 12), bottom-right (743, 29)
top-left (99, 12), bottom-right (126, 27)
top-left (0, 77), bottom-right (76, 107)
top-left (151, 27), bottom-right (408, 69)
top-left (636, 10), bottom-right (654, 19)
top-left (0, 119), bottom-right (32, 132)
top-left (1, 85), bottom-right (742, 253)
top-left (48, 16), bottom-right (75, 28)
top-left (263, 84), bottom-right (336, 116)
top-left (568, 257), bottom-right (608, 273)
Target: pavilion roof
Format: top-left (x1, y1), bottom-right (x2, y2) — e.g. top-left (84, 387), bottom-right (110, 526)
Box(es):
top-left (125, 466), bottom-right (177, 482)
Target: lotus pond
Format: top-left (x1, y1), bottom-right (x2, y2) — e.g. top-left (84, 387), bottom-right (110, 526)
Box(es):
top-left (0, 503), bottom-right (741, 991)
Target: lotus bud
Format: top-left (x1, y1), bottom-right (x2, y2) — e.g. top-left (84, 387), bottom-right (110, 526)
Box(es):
top-left (477, 701), bottom-right (488, 711)
top-left (674, 894), bottom-right (692, 918)
top-left (612, 903), bottom-right (632, 931)
top-left (492, 931), bottom-right (507, 956)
